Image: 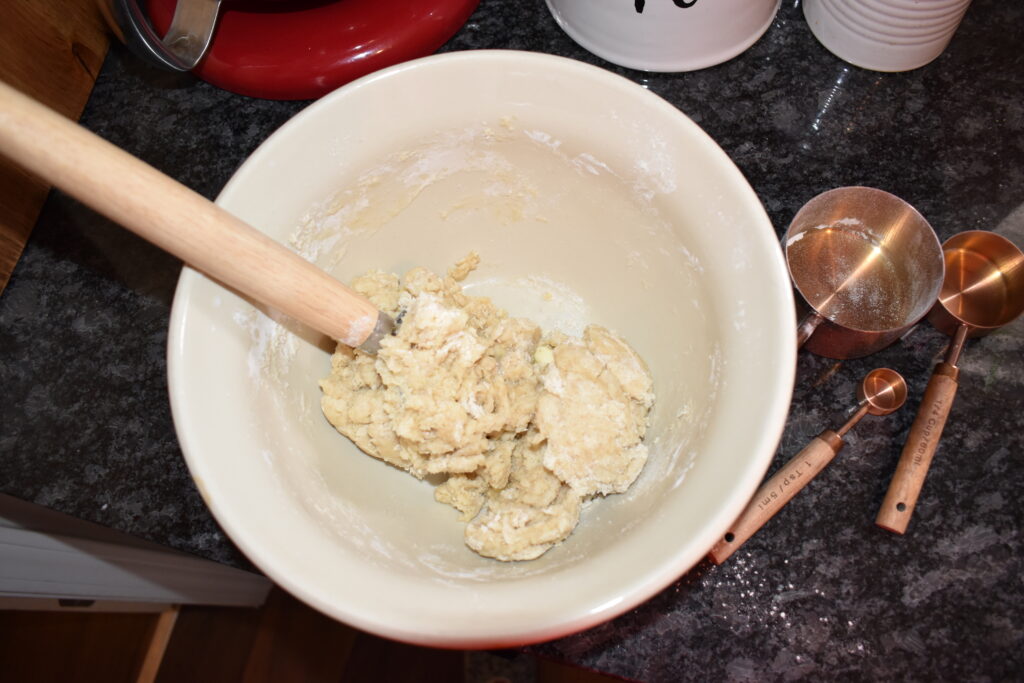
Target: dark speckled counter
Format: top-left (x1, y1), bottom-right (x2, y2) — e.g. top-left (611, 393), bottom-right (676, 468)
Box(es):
top-left (2, 1), bottom-right (1022, 680)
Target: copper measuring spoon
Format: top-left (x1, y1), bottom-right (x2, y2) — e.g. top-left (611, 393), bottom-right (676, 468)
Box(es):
top-left (709, 368), bottom-right (907, 564)
top-left (877, 231), bottom-right (1024, 534)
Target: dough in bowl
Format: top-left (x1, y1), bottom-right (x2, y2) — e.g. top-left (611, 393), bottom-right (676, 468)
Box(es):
top-left (319, 253), bottom-right (655, 560)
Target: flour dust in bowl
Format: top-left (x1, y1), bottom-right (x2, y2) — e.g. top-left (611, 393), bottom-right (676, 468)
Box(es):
top-left (167, 51), bottom-right (795, 648)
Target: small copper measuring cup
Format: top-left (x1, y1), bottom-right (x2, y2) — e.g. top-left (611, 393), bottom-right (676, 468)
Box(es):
top-left (785, 187), bottom-right (945, 359)
top-left (709, 368), bottom-right (908, 564)
top-left (877, 231), bottom-right (1024, 534)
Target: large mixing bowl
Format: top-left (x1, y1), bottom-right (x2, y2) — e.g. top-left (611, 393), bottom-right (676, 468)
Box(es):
top-left (168, 50), bottom-right (796, 648)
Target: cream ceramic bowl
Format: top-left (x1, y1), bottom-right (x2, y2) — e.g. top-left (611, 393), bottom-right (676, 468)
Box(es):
top-left (168, 50), bottom-right (795, 648)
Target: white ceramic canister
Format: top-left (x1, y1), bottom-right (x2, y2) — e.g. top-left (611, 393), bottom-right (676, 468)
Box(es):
top-left (545, 0), bottom-right (782, 72)
top-left (803, 0), bottom-right (972, 72)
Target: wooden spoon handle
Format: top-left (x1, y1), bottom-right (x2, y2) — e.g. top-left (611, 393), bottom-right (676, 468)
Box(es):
top-left (708, 430), bottom-right (843, 564)
top-left (0, 80), bottom-right (381, 349)
top-left (876, 363), bottom-right (959, 534)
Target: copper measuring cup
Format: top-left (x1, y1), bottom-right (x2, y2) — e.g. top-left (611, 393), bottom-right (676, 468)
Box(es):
top-left (785, 187), bottom-right (945, 359)
top-left (877, 231), bottom-right (1024, 534)
top-left (709, 368), bottom-right (908, 564)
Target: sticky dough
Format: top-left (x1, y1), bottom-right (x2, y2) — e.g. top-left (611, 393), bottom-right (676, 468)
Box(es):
top-left (319, 253), bottom-right (655, 561)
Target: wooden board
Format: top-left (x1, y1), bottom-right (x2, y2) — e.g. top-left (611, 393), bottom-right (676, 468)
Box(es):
top-left (0, 0), bottom-right (109, 293)
top-left (0, 587), bottom-right (623, 683)
top-left (0, 609), bottom-right (156, 683)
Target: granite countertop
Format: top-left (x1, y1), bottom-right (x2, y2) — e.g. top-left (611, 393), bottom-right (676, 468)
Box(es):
top-left (2, 0), bottom-right (1022, 680)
